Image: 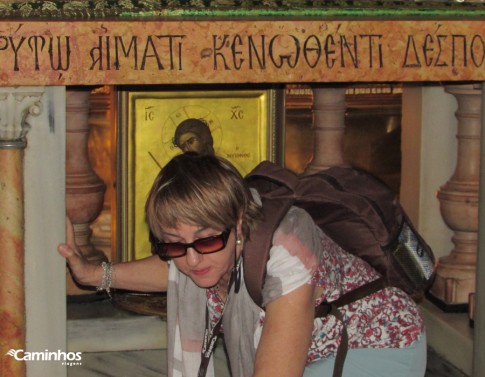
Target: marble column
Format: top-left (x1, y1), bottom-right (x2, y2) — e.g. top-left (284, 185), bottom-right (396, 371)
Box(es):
top-left (304, 87), bottom-right (349, 174)
top-left (65, 88), bottom-right (107, 295)
top-left (88, 86), bottom-right (116, 261)
top-left (0, 88), bottom-right (44, 377)
top-left (430, 84), bottom-right (481, 309)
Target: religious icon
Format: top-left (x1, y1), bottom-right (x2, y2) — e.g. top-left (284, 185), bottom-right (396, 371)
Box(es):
top-left (118, 89), bottom-right (282, 261)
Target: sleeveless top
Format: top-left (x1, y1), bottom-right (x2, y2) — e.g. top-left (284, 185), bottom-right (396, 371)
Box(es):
top-left (207, 206), bottom-right (424, 364)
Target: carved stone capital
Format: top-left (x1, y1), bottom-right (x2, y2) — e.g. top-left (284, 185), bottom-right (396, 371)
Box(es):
top-left (0, 87), bottom-right (45, 149)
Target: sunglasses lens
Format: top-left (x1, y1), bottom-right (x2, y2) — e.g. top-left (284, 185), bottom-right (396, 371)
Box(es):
top-left (194, 235), bottom-right (226, 253)
top-left (151, 229), bottom-right (230, 260)
top-left (162, 244), bottom-right (186, 258)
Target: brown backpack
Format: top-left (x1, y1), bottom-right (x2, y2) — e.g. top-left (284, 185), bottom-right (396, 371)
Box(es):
top-left (243, 161), bottom-right (436, 377)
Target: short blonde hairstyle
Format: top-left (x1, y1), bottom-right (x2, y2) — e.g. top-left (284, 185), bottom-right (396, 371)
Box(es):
top-left (145, 153), bottom-right (262, 240)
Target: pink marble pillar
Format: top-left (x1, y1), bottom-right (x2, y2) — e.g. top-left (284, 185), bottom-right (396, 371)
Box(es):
top-left (65, 88), bottom-right (107, 295)
top-left (0, 88), bottom-right (43, 377)
top-left (304, 87), bottom-right (349, 174)
top-left (0, 149), bottom-right (26, 377)
top-left (430, 84), bottom-right (481, 309)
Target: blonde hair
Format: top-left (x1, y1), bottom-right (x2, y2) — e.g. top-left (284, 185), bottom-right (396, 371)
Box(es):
top-left (145, 153), bottom-right (262, 239)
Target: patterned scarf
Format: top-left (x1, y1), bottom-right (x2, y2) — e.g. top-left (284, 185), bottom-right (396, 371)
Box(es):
top-left (166, 261), bottom-right (262, 377)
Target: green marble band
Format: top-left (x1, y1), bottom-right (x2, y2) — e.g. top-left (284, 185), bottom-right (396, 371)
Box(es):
top-left (0, 1), bottom-right (484, 20)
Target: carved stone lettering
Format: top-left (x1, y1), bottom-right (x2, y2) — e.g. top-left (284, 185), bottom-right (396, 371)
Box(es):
top-left (0, 20), bottom-right (483, 85)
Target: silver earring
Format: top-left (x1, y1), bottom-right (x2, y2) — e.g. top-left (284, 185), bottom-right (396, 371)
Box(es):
top-left (236, 237), bottom-right (243, 246)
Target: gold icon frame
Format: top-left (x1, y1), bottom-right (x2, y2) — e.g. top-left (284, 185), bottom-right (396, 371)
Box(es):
top-left (117, 88), bottom-right (283, 261)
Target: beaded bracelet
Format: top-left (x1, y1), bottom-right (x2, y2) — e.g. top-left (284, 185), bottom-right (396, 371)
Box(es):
top-left (97, 261), bottom-right (113, 296)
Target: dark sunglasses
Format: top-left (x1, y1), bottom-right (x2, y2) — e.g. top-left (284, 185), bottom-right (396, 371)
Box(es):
top-left (150, 228), bottom-right (232, 261)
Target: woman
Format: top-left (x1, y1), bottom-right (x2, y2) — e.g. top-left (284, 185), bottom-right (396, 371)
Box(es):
top-left (58, 152), bottom-right (426, 377)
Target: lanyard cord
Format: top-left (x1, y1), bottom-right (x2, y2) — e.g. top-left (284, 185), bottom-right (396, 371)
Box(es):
top-left (197, 257), bottom-right (241, 377)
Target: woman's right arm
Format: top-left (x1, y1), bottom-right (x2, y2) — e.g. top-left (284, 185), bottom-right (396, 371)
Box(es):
top-left (57, 218), bottom-right (169, 292)
top-left (105, 255), bottom-right (169, 292)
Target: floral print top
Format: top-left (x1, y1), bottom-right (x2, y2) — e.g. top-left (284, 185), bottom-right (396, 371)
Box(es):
top-left (207, 206), bottom-right (424, 365)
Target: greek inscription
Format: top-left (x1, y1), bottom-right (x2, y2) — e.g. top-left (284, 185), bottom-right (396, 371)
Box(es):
top-left (27, 36), bottom-right (45, 70)
top-left (0, 35), bottom-right (70, 71)
top-left (89, 35), bottom-right (185, 71)
top-left (436, 35), bottom-right (448, 67)
top-left (49, 36), bottom-right (71, 71)
top-left (212, 32), bottom-right (383, 71)
top-left (471, 35), bottom-right (485, 67)
top-left (269, 35), bottom-right (301, 69)
top-left (0, 22), bottom-right (484, 84)
top-left (226, 152), bottom-right (251, 159)
top-left (230, 106), bottom-right (244, 120)
top-left (403, 35), bottom-right (421, 67)
top-left (248, 35), bottom-right (265, 69)
top-left (361, 34), bottom-right (384, 68)
top-left (403, 32), bottom-right (485, 68)
top-left (452, 35), bottom-right (467, 67)
top-left (303, 35), bottom-right (321, 68)
top-left (145, 106), bottom-right (155, 121)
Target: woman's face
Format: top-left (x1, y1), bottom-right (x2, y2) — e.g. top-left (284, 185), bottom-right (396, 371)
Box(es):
top-left (163, 222), bottom-right (242, 288)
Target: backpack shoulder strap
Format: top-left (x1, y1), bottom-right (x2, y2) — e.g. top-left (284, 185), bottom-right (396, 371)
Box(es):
top-left (244, 162), bottom-right (298, 308)
top-left (243, 197), bottom-right (293, 308)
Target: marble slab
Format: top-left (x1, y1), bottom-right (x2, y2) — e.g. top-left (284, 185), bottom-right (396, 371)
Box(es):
top-left (66, 299), bottom-right (469, 377)
top-left (67, 345), bottom-right (231, 377)
top-left (68, 316), bottom-right (167, 353)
